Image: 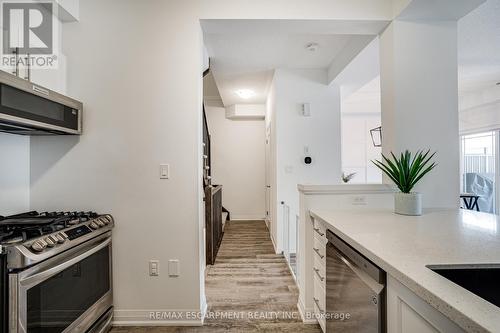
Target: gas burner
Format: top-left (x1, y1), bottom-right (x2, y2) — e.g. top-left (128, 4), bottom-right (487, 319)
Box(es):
top-left (0, 211), bottom-right (99, 245)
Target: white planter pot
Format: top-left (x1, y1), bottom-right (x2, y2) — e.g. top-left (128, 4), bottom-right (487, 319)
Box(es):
top-left (394, 192), bottom-right (422, 216)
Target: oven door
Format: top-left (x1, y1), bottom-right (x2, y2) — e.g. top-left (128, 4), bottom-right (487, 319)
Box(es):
top-left (9, 233), bottom-right (113, 333)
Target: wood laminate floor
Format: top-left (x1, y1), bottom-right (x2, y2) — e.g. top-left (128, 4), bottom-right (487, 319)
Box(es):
top-left (111, 220), bottom-right (321, 333)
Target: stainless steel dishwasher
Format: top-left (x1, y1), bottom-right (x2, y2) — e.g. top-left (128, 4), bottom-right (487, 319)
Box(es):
top-left (326, 230), bottom-right (386, 332)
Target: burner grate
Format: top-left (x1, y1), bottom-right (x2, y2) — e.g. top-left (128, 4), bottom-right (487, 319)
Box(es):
top-left (0, 211), bottom-right (98, 245)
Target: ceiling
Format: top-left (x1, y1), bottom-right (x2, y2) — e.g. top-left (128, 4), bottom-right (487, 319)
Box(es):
top-left (458, 0), bottom-right (500, 94)
top-left (342, 76), bottom-right (381, 114)
top-left (202, 8), bottom-right (499, 106)
top-left (202, 20), bottom-right (388, 106)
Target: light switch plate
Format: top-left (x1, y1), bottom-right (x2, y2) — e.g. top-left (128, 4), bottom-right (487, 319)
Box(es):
top-left (168, 259), bottom-right (180, 277)
top-left (149, 260), bottom-right (159, 276)
top-left (160, 164), bottom-right (170, 179)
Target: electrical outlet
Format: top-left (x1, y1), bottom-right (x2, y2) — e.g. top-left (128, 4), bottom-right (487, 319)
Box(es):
top-left (352, 196), bottom-right (367, 206)
top-left (149, 260), bottom-right (159, 276)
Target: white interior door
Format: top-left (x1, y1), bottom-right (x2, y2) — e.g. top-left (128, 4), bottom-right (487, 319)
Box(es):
top-left (265, 125), bottom-right (271, 227)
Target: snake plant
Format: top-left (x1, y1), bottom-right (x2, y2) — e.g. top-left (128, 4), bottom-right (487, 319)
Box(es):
top-left (372, 150), bottom-right (437, 193)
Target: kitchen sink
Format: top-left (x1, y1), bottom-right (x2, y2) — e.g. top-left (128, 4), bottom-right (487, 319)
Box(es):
top-left (427, 265), bottom-right (500, 308)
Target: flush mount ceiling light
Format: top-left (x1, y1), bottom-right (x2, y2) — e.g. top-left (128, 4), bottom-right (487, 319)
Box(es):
top-left (235, 89), bottom-right (255, 99)
top-left (306, 43), bottom-right (319, 52)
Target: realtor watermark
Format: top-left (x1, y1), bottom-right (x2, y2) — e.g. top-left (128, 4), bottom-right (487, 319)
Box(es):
top-left (148, 310), bottom-right (352, 321)
top-left (1, 0), bottom-right (59, 70)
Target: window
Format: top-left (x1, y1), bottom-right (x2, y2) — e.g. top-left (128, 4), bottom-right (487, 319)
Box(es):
top-left (461, 131), bottom-right (497, 213)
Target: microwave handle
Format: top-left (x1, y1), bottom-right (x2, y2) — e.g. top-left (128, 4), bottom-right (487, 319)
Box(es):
top-left (13, 48), bottom-right (19, 77)
top-left (19, 236), bottom-right (111, 288)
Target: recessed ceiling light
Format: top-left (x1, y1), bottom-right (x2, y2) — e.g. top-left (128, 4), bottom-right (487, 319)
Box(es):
top-left (496, 82), bottom-right (500, 86)
top-left (306, 43), bottom-right (319, 52)
top-left (236, 89), bottom-right (255, 99)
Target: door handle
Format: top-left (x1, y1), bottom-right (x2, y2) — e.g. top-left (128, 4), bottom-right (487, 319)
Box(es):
top-left (313, 227), bottom-right (325, 237)
top-left (313, 247), bottom-right (324, 259)
top-left (313, 297), bottom-right (324, 313)
top-left (20, 236), bottom-right (111, 287)
top-left (313, 267), bottom-right (325, 281)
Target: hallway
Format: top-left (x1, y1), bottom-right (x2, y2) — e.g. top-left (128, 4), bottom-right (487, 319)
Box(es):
top-left (111, 220), bottom-right (321, 332)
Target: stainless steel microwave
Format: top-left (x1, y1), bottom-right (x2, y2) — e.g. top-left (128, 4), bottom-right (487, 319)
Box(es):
top-left (0, 71), bottom-right (83, 135)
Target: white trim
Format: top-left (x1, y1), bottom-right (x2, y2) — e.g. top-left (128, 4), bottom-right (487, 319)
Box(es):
top-left (230, 215), bottom-right (266, 220)
top-left (269, 231), bottom-right (281, 254)
top-left (200, 299), bottom-right (208, 324)
top-left (297, 183), bottom-right (395, 195)
top-left (460, 125), bottom-right (500, 136)
top-left (113, 309), bottom-right (204, 326)
top-left (285, 254), bottom-right (297, 283)
top-left (297, 299), bottom-right (317, 324)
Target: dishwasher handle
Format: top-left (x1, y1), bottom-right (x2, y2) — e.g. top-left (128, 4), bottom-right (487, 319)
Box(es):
top-left (327, 230), bottom-right (385, 284)
top-left (330, 243), bottom-right (385, 297)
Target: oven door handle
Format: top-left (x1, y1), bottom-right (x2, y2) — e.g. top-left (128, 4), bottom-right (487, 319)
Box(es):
top-left (19, 237), bottom-right (111, 288)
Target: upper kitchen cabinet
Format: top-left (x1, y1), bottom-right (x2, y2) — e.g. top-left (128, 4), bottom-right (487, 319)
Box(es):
top-left (53, 0), bottom-right (80, 22)
top-left (0, 0), bottom-right (79, 94)
top-left (30, 0), bottom-right (79, 94)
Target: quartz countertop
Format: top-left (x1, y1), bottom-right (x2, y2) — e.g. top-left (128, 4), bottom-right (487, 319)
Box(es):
top-left (310, 208), bottom-right (500, 333)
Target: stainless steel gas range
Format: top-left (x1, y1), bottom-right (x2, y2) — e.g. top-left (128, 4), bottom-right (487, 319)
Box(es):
top-left (0, 211), bottom-right (114, 333)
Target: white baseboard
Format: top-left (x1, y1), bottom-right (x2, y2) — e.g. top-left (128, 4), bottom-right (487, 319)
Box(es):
top-left (230, 214), bottom-right (266, 221)
top-left (269, 232), bottom-right (282, 255)
top-left (113, 308), bottom-right (204, 326)
top-left (297, 299), bottom-right (317, 325)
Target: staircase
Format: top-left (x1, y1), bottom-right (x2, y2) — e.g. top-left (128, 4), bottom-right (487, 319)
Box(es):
top-left (203, 65), bottom-right (230, 264)
top-left (222, 212), bottom-right (228, 231)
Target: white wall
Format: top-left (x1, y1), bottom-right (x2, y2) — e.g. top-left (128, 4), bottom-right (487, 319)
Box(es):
top-left (341, 78), bottom-right (382, 184)
top-left (30, 1), bottom-right (205, 324)
top-left (0, 6), bottom-right (67, 217)
top-left (270, 68), bottom-right (342, 252)
top-left (265, 75), bottom-right (278, 241)
top-left (25, 0), bottom-right (394, 326)
top-left (205, 104), bottom-right (266, 220)
top-left (380, 19), bottom-right (460, 208)
top-left (0, 133), bottom-right (30, 215)
top-left (342, 114), bottom-right (382, 183)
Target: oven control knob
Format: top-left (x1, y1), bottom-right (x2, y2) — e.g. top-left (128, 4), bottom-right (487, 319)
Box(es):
top-left (45, 237), bottom-right (56, 247)
top-left (100, 217), bottom-right (109, 225)
top-left (31, 241), bottom-right (46, 252)
top-left (89, 221), bottom-right (99, 229)
top-left (96, 219), bottom-right (105, 227)
top-left (56, 234), bottom-right (66, 244)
